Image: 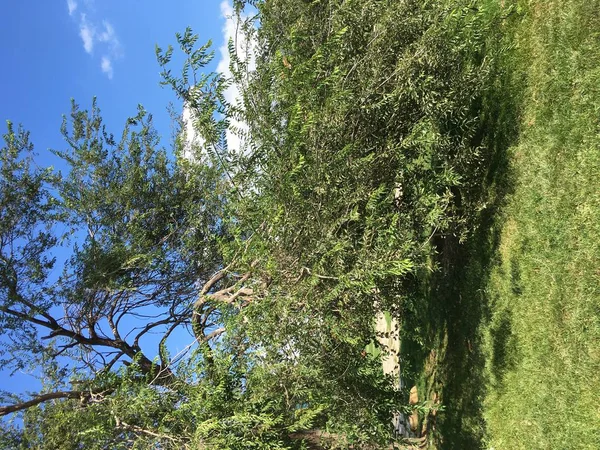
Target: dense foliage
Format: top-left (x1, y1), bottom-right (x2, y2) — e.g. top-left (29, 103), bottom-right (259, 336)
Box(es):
top-left (213, 0), bottom-right (503, 445)
top-left (6, 0), bottom-right (596, 448)
top-left (1, 0), bottom-right (499, 447)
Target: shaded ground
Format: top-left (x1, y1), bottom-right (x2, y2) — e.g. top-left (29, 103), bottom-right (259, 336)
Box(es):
top-left (401, 0), bottom-right (600, 448)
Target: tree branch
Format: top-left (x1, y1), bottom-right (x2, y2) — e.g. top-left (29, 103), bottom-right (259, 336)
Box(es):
top-left (0, 389), bottom-right (110, 417)
top-left (114, 417), bottom-right (179, 444)
top-left (1, 299), bottom-right (173, 383)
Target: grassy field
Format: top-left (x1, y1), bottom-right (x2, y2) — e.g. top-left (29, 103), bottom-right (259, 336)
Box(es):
top-left (404, 0), bottom-right (600, 448)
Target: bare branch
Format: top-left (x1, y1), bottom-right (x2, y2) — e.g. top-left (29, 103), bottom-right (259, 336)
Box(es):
top-left (48, 341), bottom-right (80, 358)
top-left (133, 317), bottom-right (176, 349)
top-left (2, 299), bottom-right (173, 383)
top-left (114, 417), bottom-right (180, 444)
top-left (98, 351), bottom-right (125, 374)
top-left (158, 319), bottom-right (185, 368)
top-left (0, 305), bottom-right (56, 330)
top-left (0, 389), bottom-right (111, 417)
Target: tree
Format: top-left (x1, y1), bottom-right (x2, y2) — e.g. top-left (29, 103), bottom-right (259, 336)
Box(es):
top-left (0, 34), bottom-right (332, 450)
top-left (1, 0), bottom-right (504, 446)
top-left (0, 96), bottom-right (234, 446)
top-left (218, 0), bottom-right (498, 444)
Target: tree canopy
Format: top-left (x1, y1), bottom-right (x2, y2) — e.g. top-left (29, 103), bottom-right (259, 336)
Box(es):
top-left (1, 0), bottom-right (509, 448)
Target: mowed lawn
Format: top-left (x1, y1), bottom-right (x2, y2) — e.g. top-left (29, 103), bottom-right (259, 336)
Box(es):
top-left (414, 0), bottom-right (600, 448)
top-left (481, 0), bottom-right (600, 448)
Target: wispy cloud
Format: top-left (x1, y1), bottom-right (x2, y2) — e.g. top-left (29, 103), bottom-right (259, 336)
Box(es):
top-left (67, 0), bottom-right (77, 16)
top-left (79, 14), bottom-right (95, 54)
top-left (98, 20), bottom-right (122, 57)
top-left (98, 21), bottom-right (115, 43)
top-left (68, 2), bottom-right (123, 78)
top-left (100, 56), bottom-right (113, 79)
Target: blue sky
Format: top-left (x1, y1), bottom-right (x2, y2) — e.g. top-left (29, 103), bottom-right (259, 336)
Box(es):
top-left (0, 0), bottom-right (238, 403)
top-left (0, 0), bottom-right (230, 159)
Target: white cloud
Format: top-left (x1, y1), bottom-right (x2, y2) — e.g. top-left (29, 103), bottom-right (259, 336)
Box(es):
top-left (216, 1), bottom-right (236, 101)
top-left (181, 102), bottom-right (206, 161)
top-left (215, 1), bottom-right (256, 155)
top-left (98, 21), bottom-right (114, 43)
top-left (98, 21), bottom-right (122, 55)
top-left (180, 1), bottom-right (257, 162)
top-left (67, 0), bottom-right (77, 16)
top-left (70, 7), bottom-right (122, 78)
top-left (79, 14), bottom-right (95, 54)
top-left (100, 56), bottom-right (113, 79)
top-left (217, 1), bottom-right (256, 101)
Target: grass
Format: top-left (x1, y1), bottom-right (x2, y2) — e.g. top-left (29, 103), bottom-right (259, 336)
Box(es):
top-left (403, 0), bottom-right (600, 448)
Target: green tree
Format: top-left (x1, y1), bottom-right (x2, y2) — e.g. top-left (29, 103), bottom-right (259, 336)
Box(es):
top-left (207, 0), bottom-right (499, 445)
top-left (0, 97), bottom-right (252, 448)
top-left (1, 0), bottom-right (505, 446)
top-left (0, 33), bottom-right (327, 449)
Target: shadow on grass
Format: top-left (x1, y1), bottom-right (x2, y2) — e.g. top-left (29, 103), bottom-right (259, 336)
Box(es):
top-left (400, 16), bottom-right (525, 448)
top-left (489, 308), bottom-right (518, 387)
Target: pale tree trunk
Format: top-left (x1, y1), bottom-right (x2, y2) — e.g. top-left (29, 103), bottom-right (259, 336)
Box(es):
top-left (374, 310), bottom-right (414, 439)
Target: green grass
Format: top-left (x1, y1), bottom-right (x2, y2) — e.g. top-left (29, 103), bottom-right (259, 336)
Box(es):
top-left (404, 0), bottom-right (600, 448)
top-left (481, 0), bottom-right (600, 447)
